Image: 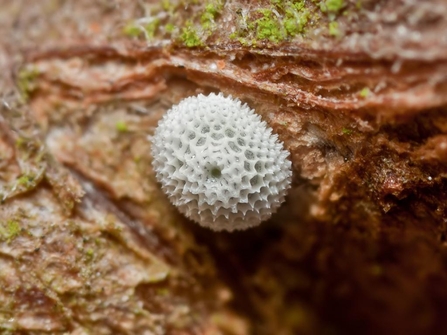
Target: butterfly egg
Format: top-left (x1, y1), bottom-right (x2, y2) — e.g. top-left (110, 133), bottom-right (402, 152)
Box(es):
top-left (151, 93), bottom-right (292, 232)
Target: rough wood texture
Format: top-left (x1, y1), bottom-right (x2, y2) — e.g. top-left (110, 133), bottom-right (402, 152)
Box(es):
top-left (1, 0), bottom-right (446, 334)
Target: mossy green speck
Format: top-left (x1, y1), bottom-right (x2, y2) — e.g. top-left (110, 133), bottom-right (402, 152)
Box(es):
top-left (359, 87), bottom-right (370, 98)
top-left (162, 0), bottom-right (172, 11)
top-left (205, 1), bottom-right (223, 16)
top-left (255, 9), bottom-right (286, 43)
top-left (85, 248), bottom-right (95, 262)
top-left (17, 174), bottom-right (35, 187)
top-left (201, 1), bottom-right (224, 31)
top-left (0, 220), bottom-right (21, 242)
top-left (123, 23), bottom-right (141, 37)
top-left (342, 127), bottom-right (352, 135)
top-left (127, 0), bottom-right (353, 47)
top-left (321, 0), bottom-right (344, 12)
top-left (329, 21), bottom-right (340, 36)
top-left (17, 66), bottom-right (40, 101)
top-left (116, 121), bottom-right (128, 133)
top-left (145, 19), bottom-right (160, 39)
top-left (284, 2), bottom-right (310, 36)
top-left (180, 22), bottom-right (203, 47)
top-left (165, 23), bottom-right (175, 33)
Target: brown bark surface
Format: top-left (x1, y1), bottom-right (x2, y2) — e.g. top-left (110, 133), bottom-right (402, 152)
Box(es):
top-left (1, 0), bottom-right (447, 334)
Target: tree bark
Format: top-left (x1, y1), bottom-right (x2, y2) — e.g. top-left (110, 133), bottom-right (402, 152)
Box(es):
top-left (1, 0), bottom-right (447, 334)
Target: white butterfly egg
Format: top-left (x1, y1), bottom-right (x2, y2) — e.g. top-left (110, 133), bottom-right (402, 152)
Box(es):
top-left (151, 93), bottom-right (292, 231)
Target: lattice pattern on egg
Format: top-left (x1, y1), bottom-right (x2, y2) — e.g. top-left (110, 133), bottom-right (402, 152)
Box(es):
top-left (151, 93), bottom-right (292, 231)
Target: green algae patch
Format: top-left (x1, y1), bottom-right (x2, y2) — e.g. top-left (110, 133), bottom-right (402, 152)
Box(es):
top-left (0, 220), bottom-right (21, 242)
top-left (359, 87), bottom-right (371, 98)
top-left (342, 127), bottom-right (352, 135)
top-left (123, 19), bottom-right (160, 40)
top-left (144, 19), bottom-right (161, 39)
top-left (115, 121), bottom-right (128, 133)
top-left (228, 0), bottom-right (351, 44)
top-left (255, 9), bottom-right (286, 43)
top-left (320, 0), bottom-right (345, 13)
top-left (84, 248), bottom-right (95, 262)
top-left (17, 66), bottom-right (40, 101)
top-left (122, 0), bottom-right (225, 47)
top-left (229, 1), bottom-right (314, 46)
top-left (284, 2), bottom-right (310, 36)
top-left (201, 1), bottom-right (224, 31)
top-left (123, 23), bottom-right (141, 37)
top-left (165, 23), bottom-right (175, 33)
top-left (123, 0), bottom-right (357, 47)
top-left (180, 22), bottom-right (203, 47)
top-left (162, 0), bottom-right (174, 12)
top-left (328, 21), bottom-right (340, 36)
top-left (17, 174), bottom-right (36, 188)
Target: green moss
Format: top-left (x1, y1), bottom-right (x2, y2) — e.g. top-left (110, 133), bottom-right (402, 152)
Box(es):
top-left (342, 127), bottom-right (352, 135)
top-left (320, 0), bottom-right (344, 12)
top-left (15, 137), bottom-right (26, 148)
top-left (115, 121), bottom-right (128, 133)
top-left (85, 248), bottom-right (95, 262)
top-left (145, 19), bottom-right (160, 39)
top-left (124, 17), bottom-right (160, 40)
top-left (122, 23), bottom-right (141, 37)
top-left (180, 22), bottom-right (203, 47)
top-left (291, 1), bottom-right (306, 12)
top-left (359, 87), bottom-right (370, 98)
top-left (237, 37), bottom-right (252, 47)
top-left (255, 9), bottom-right (286, 43)
top-left (0, 220), bottom-right (21, 242)
top-left (270, 0), bottom-right (282, 6)
top-left (204, 1), bottom-right (223, 16)
top-left (17, 66), bottom-right (40, 101)
top-left (149, 0), bottom-right (353, 47)
top-left (162, 0), bottom-right (172, 11)
top-left (17, 174), bottom-right (35, 187)
top-left (284, 2), bottom-right (309, 36)
top-left (165, 23), bottom-right (175, 33)
top-left (229, 0), bottom-right (315, 46)
top-left (328, 21), bottom-right (340, 36)
top-left (201, 12), bottom-right (214, 30)
top-left (201, 1), bottom-right (223, 31)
